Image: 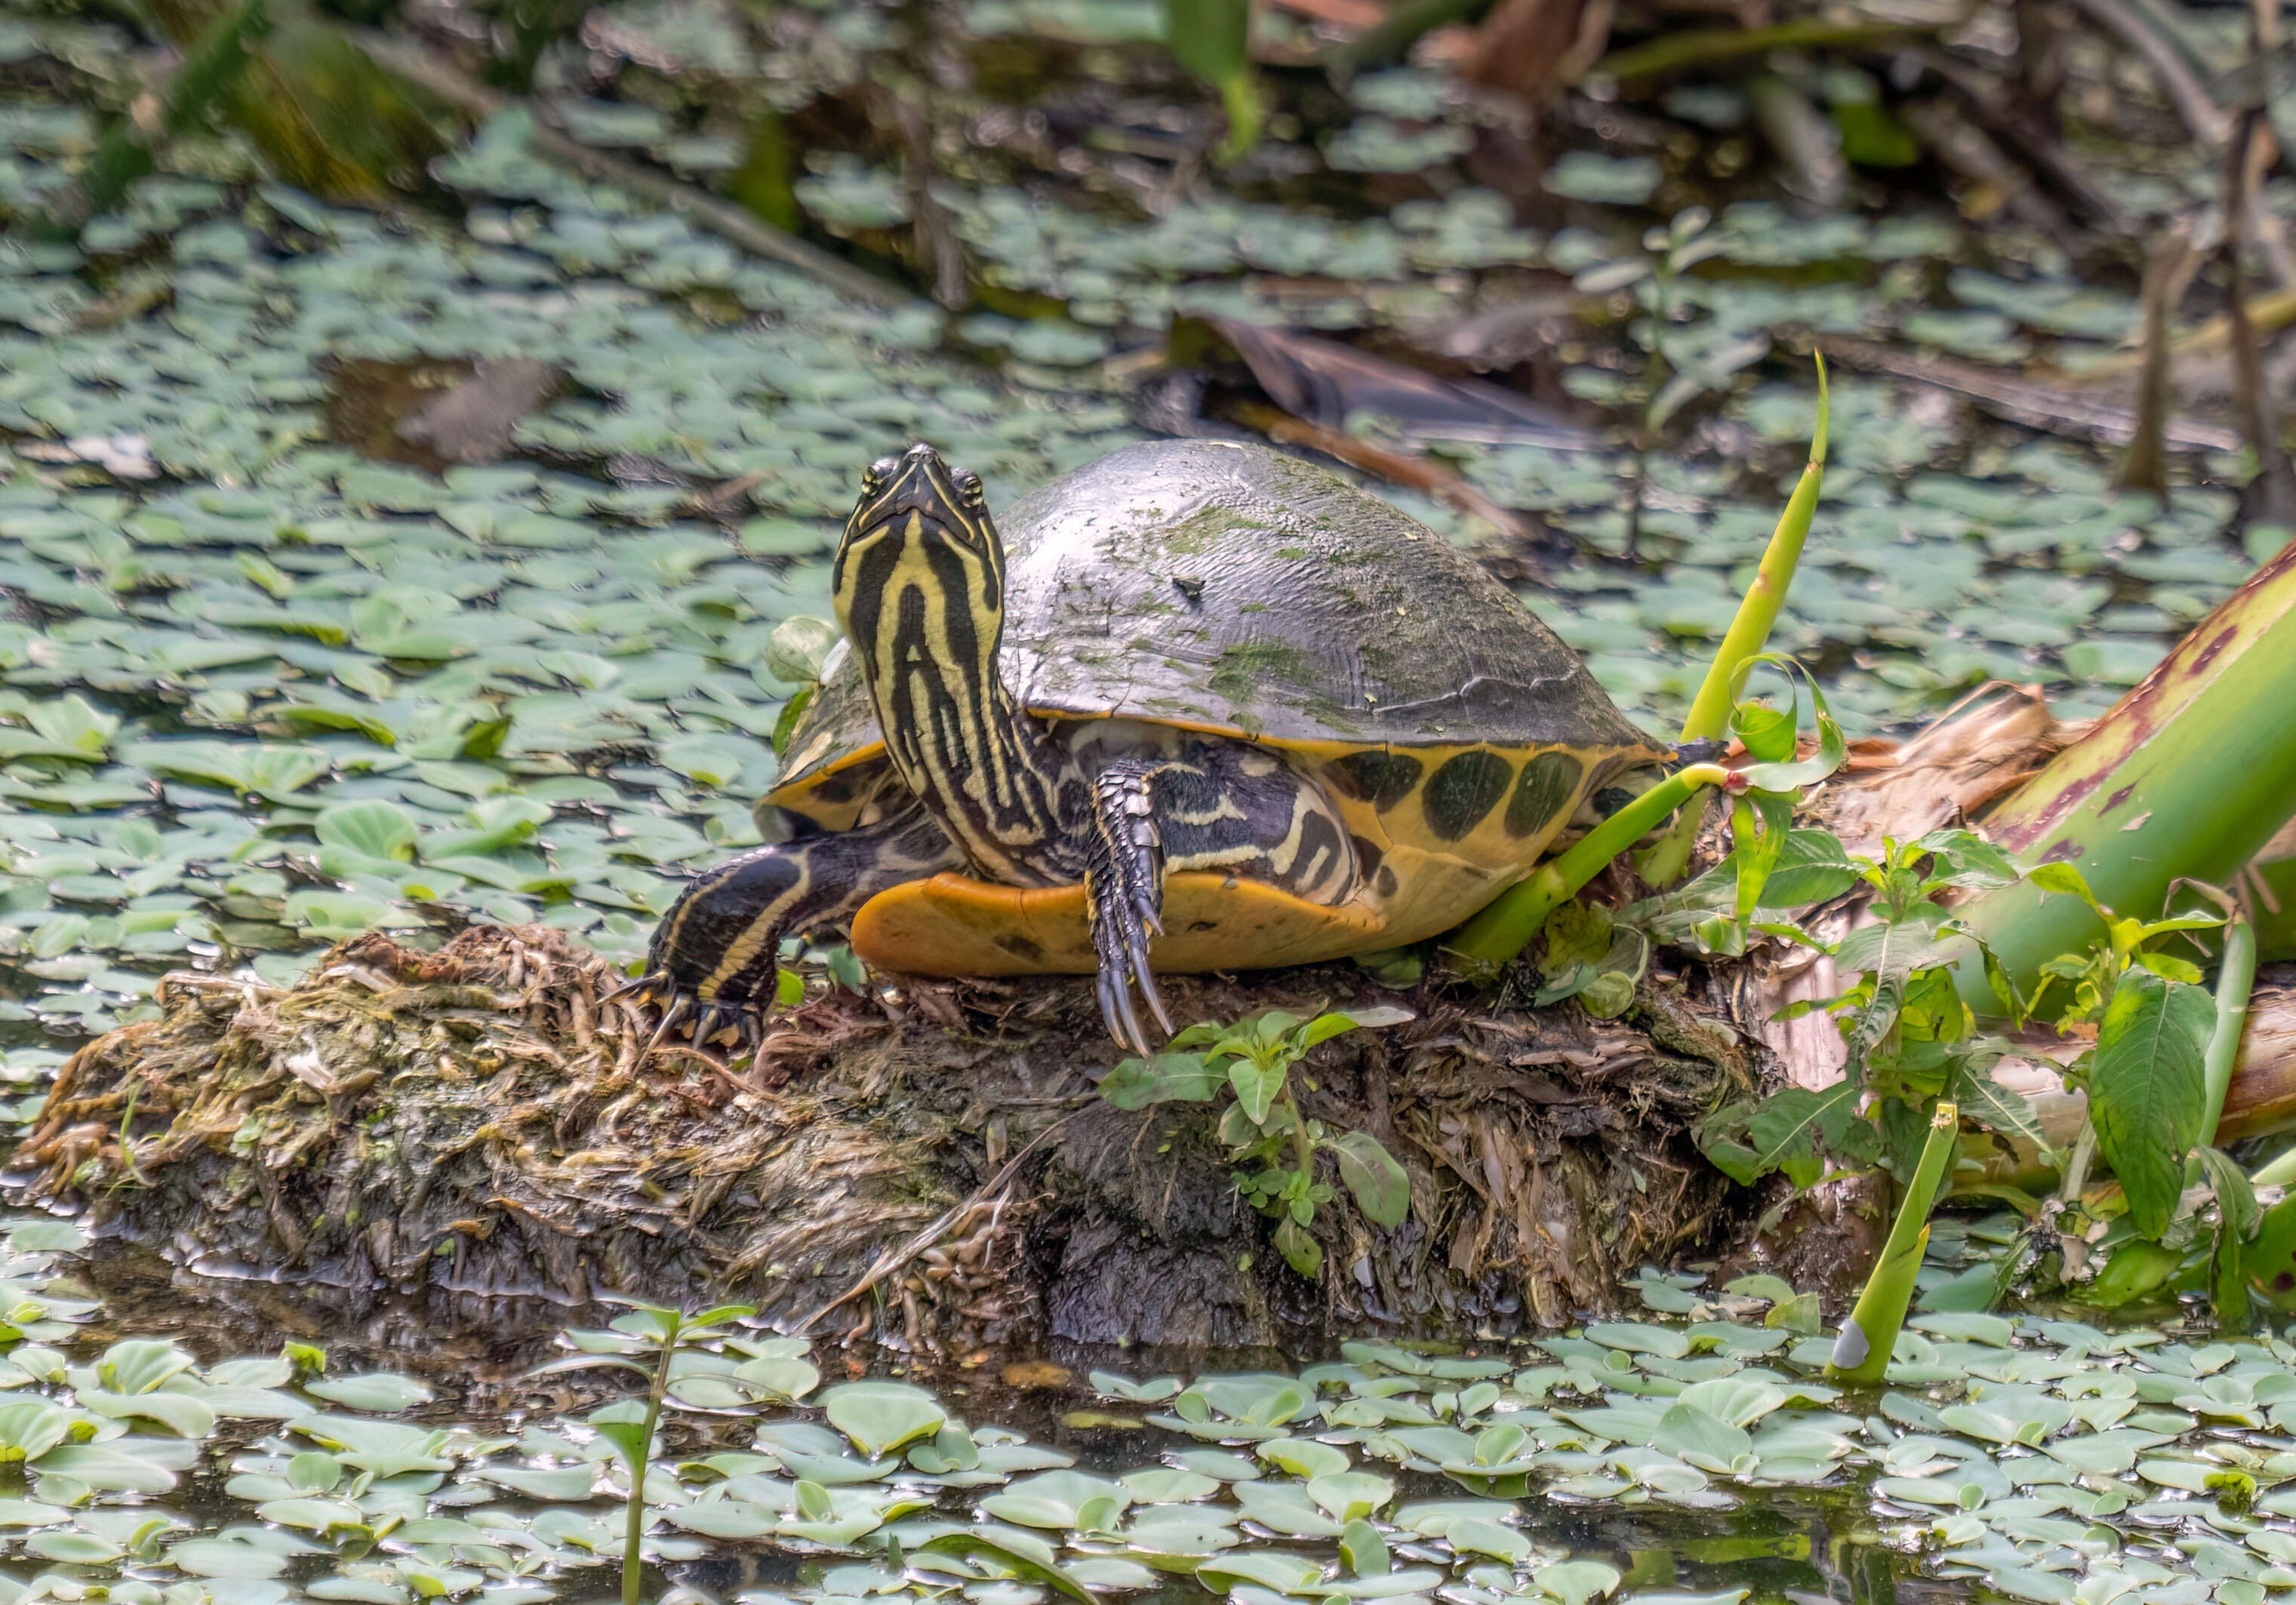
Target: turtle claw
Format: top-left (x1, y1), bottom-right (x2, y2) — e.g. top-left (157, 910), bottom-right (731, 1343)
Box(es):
top-left (643, 991), bottom-right (694, 1055)
top-left (1100, 965), bottom-right (1150, 1058)
top-left (603, 969), bottom-right (669, 1006)
top-left (691, 1000), bottom-right (737, 1049)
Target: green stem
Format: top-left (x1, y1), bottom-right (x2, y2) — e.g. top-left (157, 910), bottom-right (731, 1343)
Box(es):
top-left (625, 1319), bottom-right (678, 1605)
top-left (2253, 1143), bottom-right (2296, 1189)
top-left (1212, 72), bottom-right (1263, 162)
top-left (1447, 763), bottom-right (1730, 973)
top-left (1639, 359), bottom-right (1829, 887)
top-left (1827, 1101), bottom-right (1959, 1385)
top-left (2057, 1121), bottom-right (2097, 1209)
top-left (1593, 17), bottom-right (1922, 82)
top-left (2202, 906), bottom-right (2258, 1150)
top-left (1279, 1079), bottom-right (1313, 1181)
top-left (1323, 0), bottom-right (1491, 70)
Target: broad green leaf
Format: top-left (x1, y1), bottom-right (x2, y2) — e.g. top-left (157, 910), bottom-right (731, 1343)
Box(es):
top-left (820, 1380), bottom-right (946, 1458)
top-left (477, 1465), bottom-right (597, 1500)
top-left (1340, 1517), bottom-right (1389, 1576)
top-left (2091, 969), bottom-right (2212, 1238)
top-left (1100, 1053), bottom-right (1221, 1110)
top-left (1954, 1055), bottom-right (2046, 1154)
top-left (314, 802), bottom-right (418, 864)
top-left (667, 1502), bottom-right (780, 1538)
top-left (304, 1372), bottom-right (434, 1412)
top-left (732, 1353), bottom-right (820, 1402)
top-left (1257, 1438), bottom-right (1350, 1479)
top-left (1228, 1055), bottom-right (1284, 1125)
top-left (1297, 1006), bottom-right (1411, 1049)
top-left (1306, 1471), bottom-right (1393, 1520)
top-left (30, 1530), bottom-right (123, 1563)
top-left (1327, 1131), bottom-right (1410, 1227)
top-left (980, 1469), bottom-right (1131, 1530)
top-left (170, 1538), bottom-right (291, 1579)
top-left (1654, 1403), bottom-right (1751, 1473)
top-left (2027, 861), bottom-right (2103, 914)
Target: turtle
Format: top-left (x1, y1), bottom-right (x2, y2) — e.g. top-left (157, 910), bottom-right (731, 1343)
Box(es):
top-left (638, 436), bottom-right (1672, 1055)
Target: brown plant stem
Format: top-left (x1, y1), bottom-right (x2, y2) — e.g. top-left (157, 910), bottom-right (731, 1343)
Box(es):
top-left (2114, 220), bottom-right (2200, 498)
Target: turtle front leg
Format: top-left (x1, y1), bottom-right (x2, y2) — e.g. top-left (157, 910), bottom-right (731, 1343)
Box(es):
top-left (1085, 761), bottom-right (1175, 1057)
top-left (1085, 742), bottom-right (1359, 1055)
top-left (636, 802), bottom-right (960, 1047)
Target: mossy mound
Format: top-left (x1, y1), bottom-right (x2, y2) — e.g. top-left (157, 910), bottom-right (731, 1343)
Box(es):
top-left (8, 924), bottom-right (1758, 1350)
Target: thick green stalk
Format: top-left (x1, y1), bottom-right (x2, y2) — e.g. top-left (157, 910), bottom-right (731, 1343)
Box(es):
top-left (1448, 764), bottom-right (1729, 972)
top-left (1826, 1101), bottom-right (1959, 1385)
top-left (2202, 906), bottom-right (2258, 1149)
top-left (1639, 361), bottom-right (1829, 886)
top-left (1949, 532), bottom-right (2296, 1015)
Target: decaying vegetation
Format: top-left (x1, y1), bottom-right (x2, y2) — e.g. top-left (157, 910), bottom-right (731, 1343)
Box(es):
top-left (14, 921), bottom-right (1753, 1348)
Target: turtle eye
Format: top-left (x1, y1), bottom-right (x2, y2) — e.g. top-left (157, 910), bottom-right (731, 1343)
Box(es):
top-left (953, 470), bottom-right (984, 507)
top-left (863, 457), bottom-right (898, 492)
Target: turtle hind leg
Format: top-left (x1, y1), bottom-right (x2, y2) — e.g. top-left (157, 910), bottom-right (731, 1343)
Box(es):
top-left (1084, 741), bottom-right (1359, 1054)
top-left (642, 802), bottom-right (961, 1044)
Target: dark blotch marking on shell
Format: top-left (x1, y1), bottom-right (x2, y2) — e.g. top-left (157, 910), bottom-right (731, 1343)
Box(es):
top-left (1372, 863), bottom-right (1399, 898)
top-left (1350, 835), bottom-right (1383, 880)
top-left (1327, 750), bottom-right (1423, 811)
top-left (995, 933), bottom-right (1045, 960)
top-left (1421, 750), bottom-right (1513, 842)
top-left (1505, 750), bottom-right (1584, 839)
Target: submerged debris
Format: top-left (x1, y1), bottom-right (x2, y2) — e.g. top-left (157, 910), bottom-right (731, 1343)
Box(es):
top-left (9, 924), bottom-right (1754, 1347)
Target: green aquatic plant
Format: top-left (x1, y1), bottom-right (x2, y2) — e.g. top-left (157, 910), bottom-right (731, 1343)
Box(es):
top-left (1945, 534), bottom-right (2296, 1017)
top-left (1827, 1099), bottom-right (1958, 1384)
top-left (1456, 371), bottom-right (1831, 969)
top-left (536, 1297), bottom-right (757, 1605)
top-left (1099, 1006), bottom-right (1414, 1276)
top-left (1638, 356), bottom-right (1829, 889)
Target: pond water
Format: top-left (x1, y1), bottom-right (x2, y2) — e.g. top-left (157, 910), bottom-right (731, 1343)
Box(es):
top-left (0, 1212), bottom-right (2281, 1605)
top-left (0, 1), bottom-right (2283, 1601)
top-left (0, 1), bottom-right (2263, 1047)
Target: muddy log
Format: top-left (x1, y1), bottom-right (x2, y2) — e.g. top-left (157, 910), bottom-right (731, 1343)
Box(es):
top-left (7, 926), bottom-right (1757, 1349)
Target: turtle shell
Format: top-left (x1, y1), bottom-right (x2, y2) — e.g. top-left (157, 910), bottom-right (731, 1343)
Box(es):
top-left (775, 438), bottom-right (1664, 829)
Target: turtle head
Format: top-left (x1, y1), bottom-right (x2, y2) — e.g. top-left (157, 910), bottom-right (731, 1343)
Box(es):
top-left (835, 442), bottom-right (1009, 680)
top-left (846, 442), bottom-right (997, 559)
